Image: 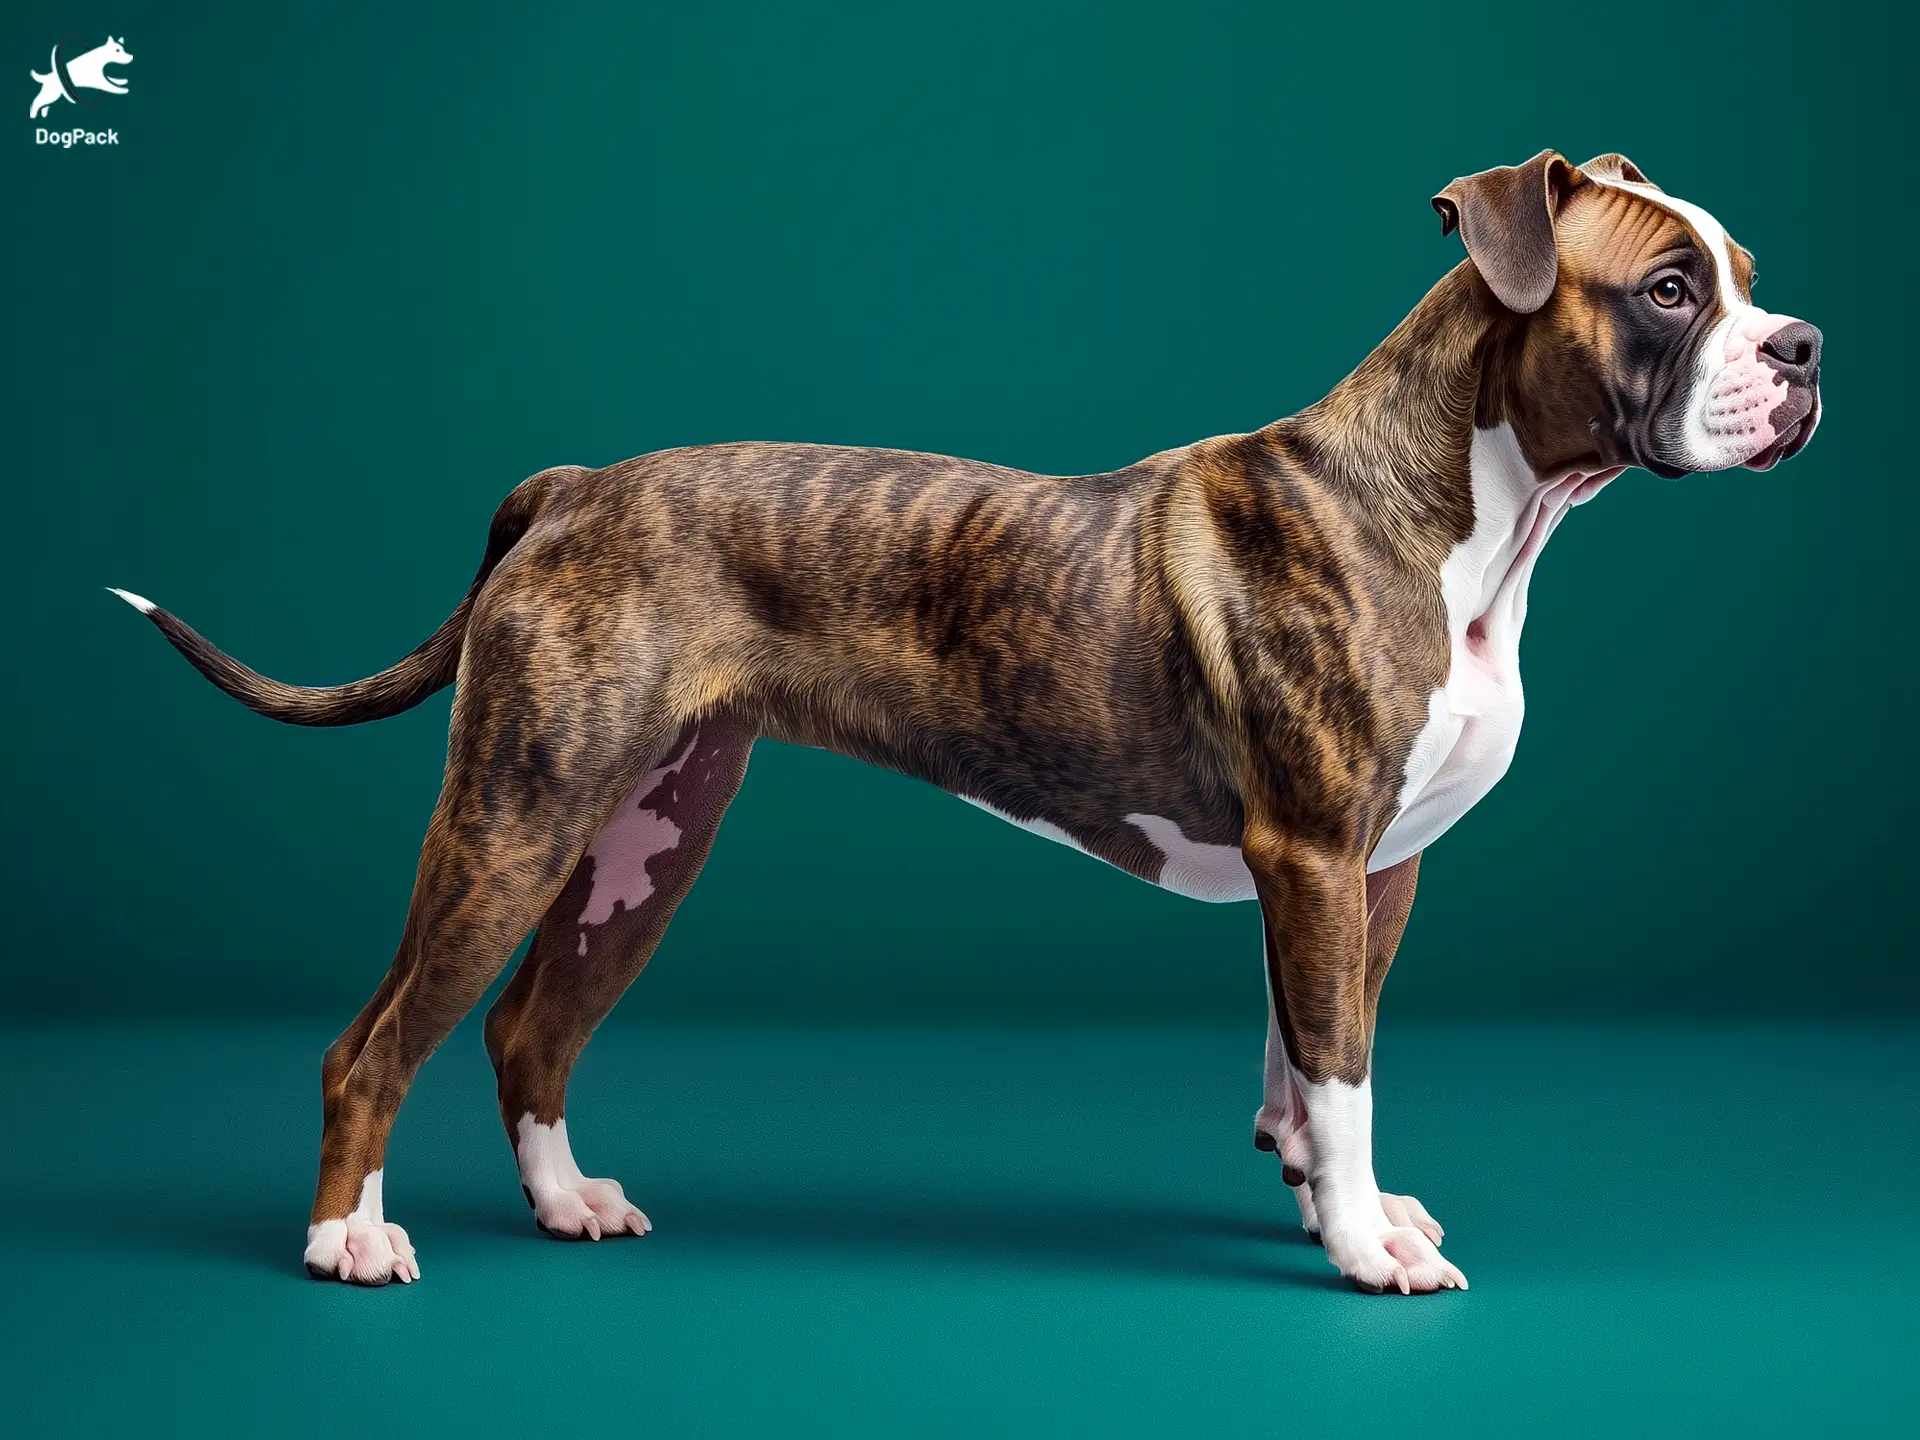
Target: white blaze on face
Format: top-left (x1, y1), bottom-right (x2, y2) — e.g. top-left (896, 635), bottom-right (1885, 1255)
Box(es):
top-left (1602, 178), bottom-right (1815, 470)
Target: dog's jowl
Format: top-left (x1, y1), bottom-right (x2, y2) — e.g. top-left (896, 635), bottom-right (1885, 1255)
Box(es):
top-left (116, 150), bottom-right (1823, 1292)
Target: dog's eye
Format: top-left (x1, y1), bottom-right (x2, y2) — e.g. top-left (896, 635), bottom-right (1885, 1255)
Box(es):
top-left (1649, 277), bottom-right (1690, 309)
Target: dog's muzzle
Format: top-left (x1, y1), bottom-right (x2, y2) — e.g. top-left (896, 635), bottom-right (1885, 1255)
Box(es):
top-left (1640, 310), bottom-right (1824, 477)
top-left (1743, 320), bottom-right (1822, 471)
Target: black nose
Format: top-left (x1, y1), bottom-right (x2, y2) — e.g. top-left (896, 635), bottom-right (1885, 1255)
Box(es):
top-left (1760, 321), bottom-right (1822, 380)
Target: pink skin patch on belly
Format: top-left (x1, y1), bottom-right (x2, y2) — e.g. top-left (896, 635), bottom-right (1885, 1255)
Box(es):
top-left (577, 729), bottom-right (701, 926)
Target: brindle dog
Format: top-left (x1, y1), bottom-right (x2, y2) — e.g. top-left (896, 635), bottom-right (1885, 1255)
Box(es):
top-left (117, 150), bottom-right (1822, 1293)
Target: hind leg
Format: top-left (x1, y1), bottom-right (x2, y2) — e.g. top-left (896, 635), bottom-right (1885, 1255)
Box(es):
top-left (304, 606), bottom-right (686, 1284)
top-left (484, 716), bottom-right (755, 1240)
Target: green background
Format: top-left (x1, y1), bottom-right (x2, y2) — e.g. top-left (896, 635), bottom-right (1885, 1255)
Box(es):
top-left (3, 2), bottom-right (1916, 1435)
top-left (4, 0), bottom-right (1912, 1023)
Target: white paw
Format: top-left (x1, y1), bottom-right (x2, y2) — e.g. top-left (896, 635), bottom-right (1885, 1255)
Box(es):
top-left (515, 1115), bottom-right (651, 1242)
top-left (304, 1216), bottom-right (419, 1285)
top-left (1293, 1182), bottom-right (1322, 1238)
top-left (1256, 1126), bottom-right (1441, 1247)
top-left (530, 1177), bottom-right (651, 1241)
top-left (1253, 1116), bottom-right (1320, 1237)
top-left (1380, 1191), bottom-right (1444, 1247)
top-left (1323, 1223), bottom-right (1466, 1295)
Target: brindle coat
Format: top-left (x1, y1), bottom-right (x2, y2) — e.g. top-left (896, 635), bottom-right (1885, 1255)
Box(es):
top-left (122, 150), bottom-right (1819, 1289)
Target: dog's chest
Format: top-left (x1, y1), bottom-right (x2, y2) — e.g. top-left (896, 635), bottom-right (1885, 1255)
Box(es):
top-left (1368, 602), bottom-right (1528, 874)
top-left (956, 427), bottom-right (1596, 896)
top-left (1372, 429), bottom-right (1594, 872)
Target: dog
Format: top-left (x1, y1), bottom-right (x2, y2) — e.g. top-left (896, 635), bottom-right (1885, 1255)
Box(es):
top-left (29, 36), bottom-right (131, 119)
top-left (114, 150), bottom-right (1822, 1292)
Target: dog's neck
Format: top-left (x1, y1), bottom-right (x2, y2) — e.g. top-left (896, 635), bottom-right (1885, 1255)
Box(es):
top-left (1262, 264), bottom-right (1530, 573)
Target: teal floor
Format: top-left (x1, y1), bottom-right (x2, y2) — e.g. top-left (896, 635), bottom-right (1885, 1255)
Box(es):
top-left (3, 1020), bottom-right (1915, 1435)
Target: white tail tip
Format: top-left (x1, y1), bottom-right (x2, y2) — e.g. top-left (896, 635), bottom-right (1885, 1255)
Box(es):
top-left (107, 587), bottom-right (156, 615)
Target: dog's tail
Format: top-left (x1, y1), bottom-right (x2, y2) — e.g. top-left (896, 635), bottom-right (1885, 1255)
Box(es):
top-left (110, 470), bottom-right (560, 727)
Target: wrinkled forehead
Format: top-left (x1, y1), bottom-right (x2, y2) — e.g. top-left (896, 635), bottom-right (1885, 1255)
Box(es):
top-left (1556, 178), bottom-right (1754, 307)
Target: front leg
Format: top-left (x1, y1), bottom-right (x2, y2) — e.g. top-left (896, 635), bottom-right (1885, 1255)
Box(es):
top-left (1245, 830), bottom-right (1464, 1294)
top-left (1254, 854), bottom-right (1441, 1245)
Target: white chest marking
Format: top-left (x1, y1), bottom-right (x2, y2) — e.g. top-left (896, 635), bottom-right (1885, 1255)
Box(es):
top-left (1372, 424), bottom-right (1607, 871)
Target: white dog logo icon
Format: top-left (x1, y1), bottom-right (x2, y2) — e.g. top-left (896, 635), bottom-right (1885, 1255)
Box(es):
top-left (29, 35), bottom-right (132, 119)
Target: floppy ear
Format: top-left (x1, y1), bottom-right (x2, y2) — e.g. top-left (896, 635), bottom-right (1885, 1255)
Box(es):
top-left (1432, 150), bottom-right (1585, 315)
top-left (1580, 152), bottom-right (1655, 189)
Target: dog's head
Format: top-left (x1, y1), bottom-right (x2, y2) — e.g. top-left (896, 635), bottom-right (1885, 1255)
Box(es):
top-left (1435, 151), bottom-right (1821, 479)
top-left (100, 36), bottom-right (133, 65)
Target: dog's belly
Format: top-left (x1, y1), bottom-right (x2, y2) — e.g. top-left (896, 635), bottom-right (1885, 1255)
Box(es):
top-left (951, 627), bottom-right (1525, 899)
top-left (958, 732), bottom-right (1518, 898)
top-left (960, 795), bottom-right (1258, 901)
top-left (953, 634), bottom-right (1524, 897)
